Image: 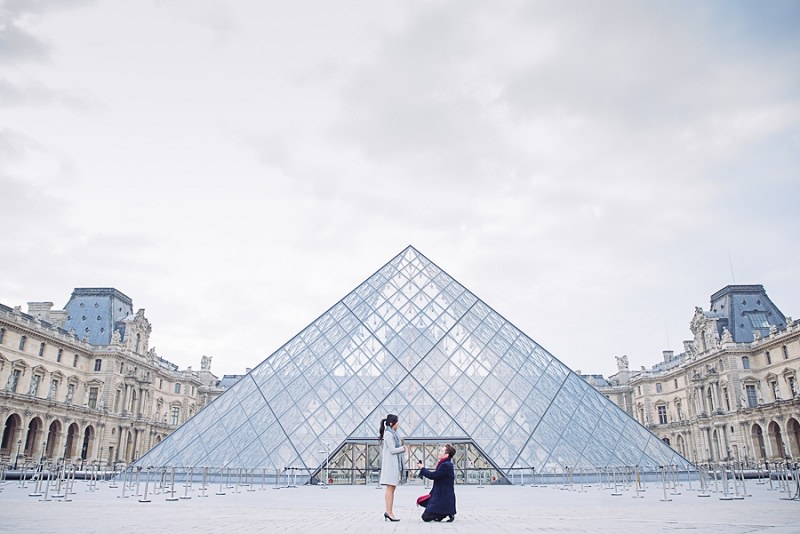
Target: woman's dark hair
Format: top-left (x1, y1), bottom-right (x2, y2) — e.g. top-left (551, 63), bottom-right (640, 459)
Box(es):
top-left (379, 414), bottom-right (398, 440)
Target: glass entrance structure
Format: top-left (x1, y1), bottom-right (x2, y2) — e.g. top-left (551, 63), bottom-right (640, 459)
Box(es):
top-left (135, 246), bottom-right (690, 482)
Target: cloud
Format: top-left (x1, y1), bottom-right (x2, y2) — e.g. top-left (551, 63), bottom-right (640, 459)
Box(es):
top-left (0, 78), bottom-right (99, 110)
top-left (1, 1), bottom-right (799, 378)
top-left (0, 0), bottom-right (92, 63)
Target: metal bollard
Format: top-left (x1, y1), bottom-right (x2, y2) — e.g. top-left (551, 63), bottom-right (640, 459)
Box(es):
top-left (611, 467), bottom-right (621, 496)
top-left (670, 465), bottom-right (681, 496)
top-left (198, 466), bottom-right (209, 498)
top-left (247, 468), bottom-right (256, 492)
top-left (39, 468), bottom-right (53, 502)
top-left (139, 467), bottom-right (152, 503)
top-left (166, 466), bottom-right (179, 501)
top-left (659, 466), bottom-right (672, 502)
top-left (217, 467), bottom-right (227, 495)
top-left (181, 467), bottom-right (193, 499)
top-left (632, 466), bottom-right (643, 499)
top-left (697, 465), bottom-right (710, 497)
top-left (133, 466), bottom-right (143, 497)
top-left (719, 463), bottom-right (733, 500)
top-left (28, 463), bottom-right (44, 497)
top-left (118, 468), bottom-right (129, 499)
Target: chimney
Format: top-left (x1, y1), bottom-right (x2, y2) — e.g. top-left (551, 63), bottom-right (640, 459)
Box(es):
top-left (27, 302), bottom-right (54, 321)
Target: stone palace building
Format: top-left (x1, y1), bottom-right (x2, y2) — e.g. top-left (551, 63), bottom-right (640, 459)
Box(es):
top-left (0, 288), bottom-right (225, 468)
top-left (584, 284), bottom-right (800, 466)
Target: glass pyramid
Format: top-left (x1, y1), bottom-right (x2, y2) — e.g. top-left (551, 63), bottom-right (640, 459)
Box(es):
top-left (136, 246), bottom-right (689, 481)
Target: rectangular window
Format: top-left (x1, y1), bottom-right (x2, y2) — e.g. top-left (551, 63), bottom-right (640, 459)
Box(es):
top-left (748, 313), bottom-right (769, 328)
top-left (742, 356), bottom-right (750, 369)
top-left (784, 345), bottom-right (790, 359)
top-left (174, 383), bottom-right (181, 394)
top-left (766, 351), bottom-right (772, 365)
top-left (57, 348), bottom-right (63, 362)
top-left (73, 354), bottom-right (79, 367)
top-left (88, 387), bottom-right (98, 409)
top-left (171, 406), bottom-right (180, 425)
top-left (657, 405), bottom-right (668, 425)
top-left (655, 383), bottom-right (662, 393)
top-left (746, 384), bottom-right (758, 408)
top-left (674, 379), bottom-right (678, 389)
top-left (723, 387), bottom-right (730, 411)
top-left (19, 336), bottom-right (27, 351)
top-left (39, 342), bottom-right (46, 356)
top-left (0, 327), bottom-right (4, 344)
top-left (159, 378), bottom-right (163, 389)
top-left (94, 359), bottom-right (102, 372)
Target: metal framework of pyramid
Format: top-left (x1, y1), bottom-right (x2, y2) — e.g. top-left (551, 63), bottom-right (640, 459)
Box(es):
top-left (136, 246), bottom-right (689, 480)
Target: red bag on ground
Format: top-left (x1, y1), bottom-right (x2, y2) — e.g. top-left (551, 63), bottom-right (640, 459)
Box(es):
top-left (416, 493), bottom-right (430, 507)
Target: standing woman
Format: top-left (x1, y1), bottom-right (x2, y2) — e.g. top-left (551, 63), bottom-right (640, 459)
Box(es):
top-left (379, 414), bottom-right (405, 521)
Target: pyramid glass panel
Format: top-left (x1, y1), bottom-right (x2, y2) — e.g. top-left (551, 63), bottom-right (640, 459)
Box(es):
top-left (135, 246), bottom-right (691, 482)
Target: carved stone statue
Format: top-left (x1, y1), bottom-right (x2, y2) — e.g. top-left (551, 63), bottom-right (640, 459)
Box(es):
top-left (111, 329), bottom-right (122, 345)
top-left (615, 355), bottom-right (629, 371)
top-left (201, 355), bottom-right (212, 371)
top-left (29, 375), bottom-right (40, 396)
top-left (721, 327), bottom-right (733, 344)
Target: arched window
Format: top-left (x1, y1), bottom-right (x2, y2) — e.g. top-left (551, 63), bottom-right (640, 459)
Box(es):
top-left (741, 356), bottom-right (750, 369)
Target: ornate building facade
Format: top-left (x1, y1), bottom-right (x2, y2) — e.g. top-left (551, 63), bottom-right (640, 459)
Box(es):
top-left (0, 288), bottom-right (224, 468)
top-left (588, 285), bottom-right (800, 466)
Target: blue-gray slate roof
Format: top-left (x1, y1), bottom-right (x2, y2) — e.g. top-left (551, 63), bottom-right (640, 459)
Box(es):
top-left (707, 284), bottom-right (786, 343)
top-left (62, 288), bottom-right (133, 346)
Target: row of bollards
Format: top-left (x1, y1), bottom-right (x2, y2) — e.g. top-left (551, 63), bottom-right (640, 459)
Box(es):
top-left (5, 461), bottom-right (797, 503)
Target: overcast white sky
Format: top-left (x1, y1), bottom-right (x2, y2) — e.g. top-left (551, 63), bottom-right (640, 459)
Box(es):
top-left (2, 0), bottom-right (799, 379)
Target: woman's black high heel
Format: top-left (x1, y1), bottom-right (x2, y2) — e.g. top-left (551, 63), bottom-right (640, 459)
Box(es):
top-left (384, 513), bottom-right (400, 522)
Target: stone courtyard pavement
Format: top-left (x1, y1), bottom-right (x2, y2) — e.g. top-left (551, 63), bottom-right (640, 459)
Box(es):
top-left (1, 476), bottom-right (798, 533)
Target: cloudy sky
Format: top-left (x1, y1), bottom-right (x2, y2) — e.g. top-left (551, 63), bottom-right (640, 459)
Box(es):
top-left (2, 0), bottom-right (799, 379)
